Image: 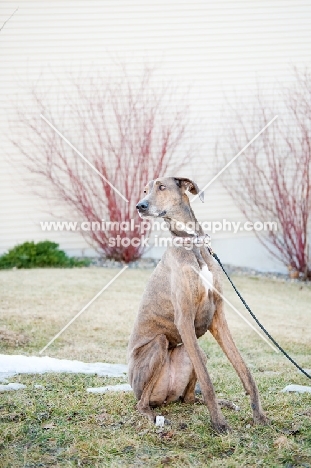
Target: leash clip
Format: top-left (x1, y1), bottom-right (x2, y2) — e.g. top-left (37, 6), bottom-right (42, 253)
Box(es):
top-left (203, 234), bottom-right (214, 255)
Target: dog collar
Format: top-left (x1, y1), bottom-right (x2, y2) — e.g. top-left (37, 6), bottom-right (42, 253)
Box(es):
top-left (173, 234), bottom-right (213, 252)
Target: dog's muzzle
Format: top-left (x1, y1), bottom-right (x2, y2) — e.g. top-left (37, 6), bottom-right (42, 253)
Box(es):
top-left (136, 200), bottom-right (149, 213)
top-left (136, 200), bottom-right (167, 218)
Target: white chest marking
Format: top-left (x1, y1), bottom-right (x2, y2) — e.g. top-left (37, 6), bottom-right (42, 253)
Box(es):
top-left (200, 265), bottom-right (213, 293)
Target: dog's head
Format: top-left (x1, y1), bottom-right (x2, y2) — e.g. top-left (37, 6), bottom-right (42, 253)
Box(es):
top-left (136, 177), bottom-right (204, 218)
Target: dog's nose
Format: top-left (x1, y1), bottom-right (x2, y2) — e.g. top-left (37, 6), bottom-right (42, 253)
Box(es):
top-left (136, 200), bottom-right (149, 211)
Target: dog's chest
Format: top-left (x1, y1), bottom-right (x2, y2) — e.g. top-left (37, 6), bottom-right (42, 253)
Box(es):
top-left (194, 264), bottom-right (215, 337)
top-left (200, 265), bottom-right (213, 293)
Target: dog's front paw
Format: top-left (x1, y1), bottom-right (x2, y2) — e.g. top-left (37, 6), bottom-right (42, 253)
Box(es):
top-left (253, 412), bottom-right (270, 425)
top-left (211, 419), bottom-right (231, 434)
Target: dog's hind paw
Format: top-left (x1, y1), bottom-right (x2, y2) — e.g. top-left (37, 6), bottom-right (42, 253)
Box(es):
top-left (253, 412), bottom-right (270, 425)
top-left (136, 401), bottom-right (155, 423)
top-left (182, 395), bottom-right (196, 404)
top-left (211, 420), bottom-right (231, 434)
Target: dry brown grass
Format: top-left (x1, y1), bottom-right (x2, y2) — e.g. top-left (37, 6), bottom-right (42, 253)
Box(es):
top-left (0, 327), bottom-right (29, 347)
top-left (0, 267), bottom-right (310, 365)
top-left (0, 268), bottom-right (149, 362)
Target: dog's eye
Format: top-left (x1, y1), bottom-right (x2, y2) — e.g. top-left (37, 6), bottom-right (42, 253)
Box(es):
top-left (159, 185), bottom-right (166, 191)
top-left (143, 190), bottom-right (147, 194)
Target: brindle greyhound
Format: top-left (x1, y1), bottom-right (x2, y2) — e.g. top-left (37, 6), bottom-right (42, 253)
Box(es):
top-left (127, 176), bottom-right (268, 433)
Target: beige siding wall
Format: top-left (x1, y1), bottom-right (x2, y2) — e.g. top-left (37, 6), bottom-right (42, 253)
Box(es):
top-left (0, 1), bottom-right (310, 270)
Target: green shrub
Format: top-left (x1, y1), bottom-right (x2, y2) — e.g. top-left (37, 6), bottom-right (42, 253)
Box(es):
top-left (0, 241), bottom-right (90, 269)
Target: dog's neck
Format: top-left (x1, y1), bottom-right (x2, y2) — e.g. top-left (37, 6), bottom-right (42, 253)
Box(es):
top-left (163, 201), bottom-right (212, 269)
top-left (164, 202), bottom-right (204, 238)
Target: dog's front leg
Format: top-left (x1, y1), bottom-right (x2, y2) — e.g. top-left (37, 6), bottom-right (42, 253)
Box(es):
top-left (173, 268), bottom-right (230, 433)
top-left (209, 305), bottom-right (268, 425)
top-left (175, 320), bottom-right (230, 432)
top-left (176, 318), bottom-right (230, 433)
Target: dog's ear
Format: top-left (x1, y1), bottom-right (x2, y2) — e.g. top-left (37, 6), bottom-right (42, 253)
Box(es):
top-left (174, 177), bottom-right (204, 202)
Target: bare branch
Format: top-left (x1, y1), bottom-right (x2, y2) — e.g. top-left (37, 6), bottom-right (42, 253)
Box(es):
top-left (0, 7), bottom-right (18, 32)
top-left (217, 68), bottom-right (311, 276)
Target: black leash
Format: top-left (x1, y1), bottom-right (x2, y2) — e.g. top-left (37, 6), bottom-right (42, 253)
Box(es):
top-left (211, 251), bottom-right (311, 381)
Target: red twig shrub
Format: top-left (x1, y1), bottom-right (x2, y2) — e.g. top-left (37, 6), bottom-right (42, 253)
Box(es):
top-left (12, 67), bottom-right (192, 262)
top-left (217, 68), bottom-right (311, 277)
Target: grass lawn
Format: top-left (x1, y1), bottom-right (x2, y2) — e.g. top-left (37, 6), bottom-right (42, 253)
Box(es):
top-left (0, 268), bottom-right (311, 467)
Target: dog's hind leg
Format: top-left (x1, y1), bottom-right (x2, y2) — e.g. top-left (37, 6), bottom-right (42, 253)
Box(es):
top-left (209, 305), bottom-right (268, 424)
top-left (181, 368), bottom-right (197, 404)
top-left (128, 334), bottom-right (169, 422)
top-left (163, 343), bottom-right (202, 405)
top-left (181, 346), bottom-right (207, 404)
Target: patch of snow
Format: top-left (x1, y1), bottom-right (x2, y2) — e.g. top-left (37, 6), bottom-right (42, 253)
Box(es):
top-left (282, 384), bottom-right (311, 394)
top-left (155, 415), bottom-right (165, 427)
top-left (0, 354), bottom-right (127, 378)
top-left (34, 384), bottom-right (45, 389)
top-left (0, 372), bottom-right (13, 383)
top-left (87, 383), bottom-right (132, 394)
top-left (0, 382), bottom-right (26, 392)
